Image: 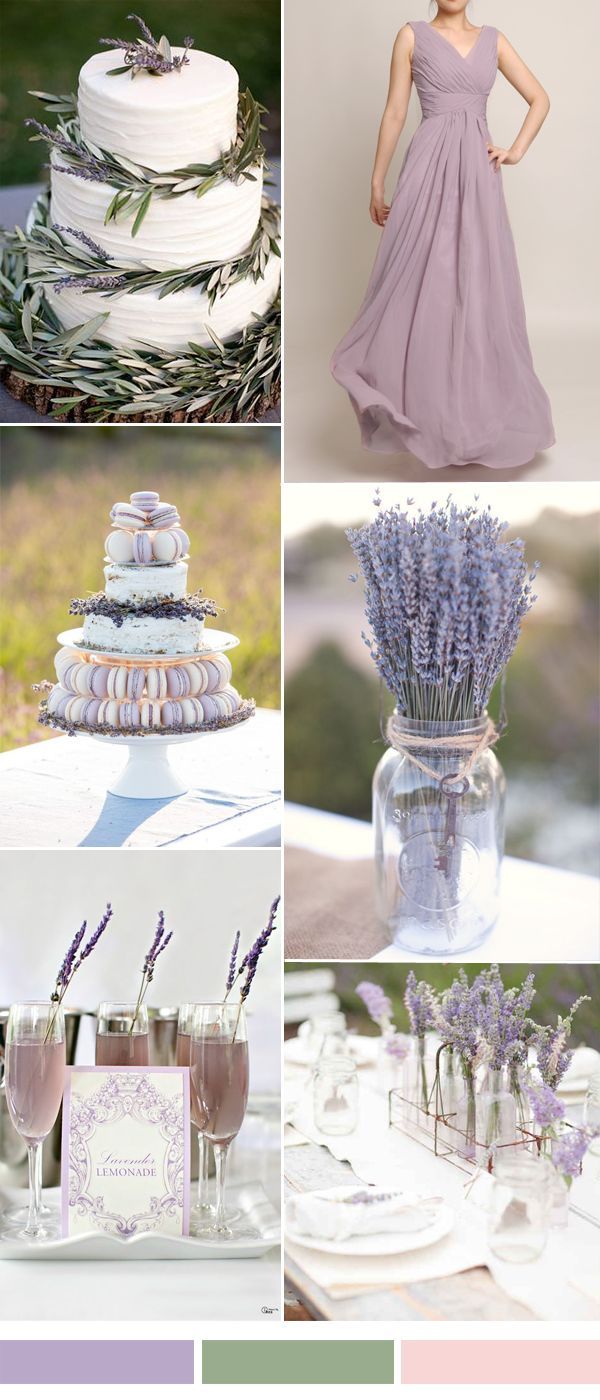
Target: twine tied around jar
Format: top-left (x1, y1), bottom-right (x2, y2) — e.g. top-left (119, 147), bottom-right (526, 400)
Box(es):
top-left (386, 712), bottom-right (501, 790)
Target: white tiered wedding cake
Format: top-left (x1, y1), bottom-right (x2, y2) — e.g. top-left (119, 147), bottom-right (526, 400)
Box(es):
top-left (28, 16), bottom-right (280, 352)
top-left (42, 490), bottom-right (252, 735)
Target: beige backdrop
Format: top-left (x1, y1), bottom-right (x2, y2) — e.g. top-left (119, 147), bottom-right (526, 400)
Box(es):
top-left (284, 0), bottom-right (600, 481)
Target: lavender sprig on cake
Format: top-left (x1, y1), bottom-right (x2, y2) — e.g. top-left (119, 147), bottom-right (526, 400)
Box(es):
top-left (100, 15), bottom-right (194, 79)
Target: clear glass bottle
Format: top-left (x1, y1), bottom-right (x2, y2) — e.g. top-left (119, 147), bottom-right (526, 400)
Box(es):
top-left (475, 1068), bottom-right (518, 1168)
top-left (436, 1047), bottom-right (465, 1153)
top-left (313, 1056), bottom-right (358, 1136)
top-left (400, 1033), bottom-right (437, 1127)
top-left (373, 715), bottom-right (505, 955)
top-left (376, 1031), bottom-right (408, 1097)
top-left (583, 1070), bottom-right (600, 1154)
top-left (488, 1155), bottom-right (551, 1263)
top-left (455, 1065), bottom-right (478, 1162)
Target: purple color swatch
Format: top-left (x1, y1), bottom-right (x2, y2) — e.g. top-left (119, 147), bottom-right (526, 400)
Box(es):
top-left (0, 1340), bottom-right (194, 1385)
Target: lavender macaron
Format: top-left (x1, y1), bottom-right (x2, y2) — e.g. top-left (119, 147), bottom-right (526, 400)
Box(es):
top-left (127, 666), bottom-right (146, 701)
top-left (148, 502), bottom-right (180, 529)
top-left (162, 700), bottom-right (183, 727)
top-left (110, 502), bottom-right (147, 530)
top-left (166, 666), bottom-right (191, 698)
top-left (133, 532), bottom-right (154, 565)
top-left (130, 491), bottom-right (159, 510)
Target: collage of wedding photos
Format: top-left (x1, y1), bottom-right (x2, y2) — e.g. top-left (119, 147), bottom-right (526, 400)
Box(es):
top-left (0, 0), bottom-right (598, 1392)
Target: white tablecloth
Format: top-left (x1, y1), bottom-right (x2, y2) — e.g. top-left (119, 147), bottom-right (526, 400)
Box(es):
top-left (285, 1076), bottom-right (600, 1320)
top-left (285, 803), bottom-right (600, 961)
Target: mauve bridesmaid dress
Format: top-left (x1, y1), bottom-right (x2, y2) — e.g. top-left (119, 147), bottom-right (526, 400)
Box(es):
top-left (331, 22), bottom-right (555, 469)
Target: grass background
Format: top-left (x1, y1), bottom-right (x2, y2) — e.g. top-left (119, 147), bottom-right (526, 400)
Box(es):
top-left (0, 0), bottom-right (281, 186)
top-left (284, 962), bottom-right (600, 1051)
top-left (0, 425), bottom-right (280, 750)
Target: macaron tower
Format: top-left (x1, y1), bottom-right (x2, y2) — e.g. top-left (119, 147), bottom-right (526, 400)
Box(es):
top-left (40, 491), bottom-right (253, 736)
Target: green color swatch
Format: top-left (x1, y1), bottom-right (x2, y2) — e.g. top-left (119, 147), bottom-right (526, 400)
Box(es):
top-left (202, 1340), bottom-right (394, 1386)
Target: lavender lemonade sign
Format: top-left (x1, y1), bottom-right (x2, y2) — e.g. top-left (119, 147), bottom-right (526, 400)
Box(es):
top-left (61, 1068), bottom-right (190, 1239)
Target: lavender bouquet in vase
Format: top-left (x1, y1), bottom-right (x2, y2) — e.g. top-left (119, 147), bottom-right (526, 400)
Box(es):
top-left (348, 497), bottom-right (538, 955)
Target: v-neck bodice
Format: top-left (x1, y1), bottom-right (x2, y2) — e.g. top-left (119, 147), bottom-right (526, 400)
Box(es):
top-left (409, 20), bottom-right (498, 120)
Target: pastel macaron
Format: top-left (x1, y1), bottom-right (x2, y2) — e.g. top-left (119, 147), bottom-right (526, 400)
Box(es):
top-left (107, 666), bottom-right (128, 701)
top-left (181, 697), bottom-right (203, 726)
top-left (152, 530), bottom-right (182, 563)
top-left (146, 666), bottom-right (167, 700)
top-left (223, 685), bottom-right (241, 710)
top-left (98, 699), bottom-right (120, 727)
top-left (105, 531), bottom-right (135, 564)
top-left (203, 660), bottom-right (229, 693)
top-left (47, 685), bottom-right (71, 719)
top-left (110, 502), bottom-right (147, 530)
top-left (79, 698), bottom-right (102, 726)
top-left (62, 661), bottom-right (82, 693)
top-left (161, 700), bottom-right (183, 727)
top-left (172, 527), bottom-right (190, 555)
top-left (89, 665), bottom-right (110, 699)
top-left (130, 491), bottom-right (159, 510)
top-left (54, 647), bottom-right (80, 685)
top-left (140, 700), bottom-right (161, 728)
top-left (119, 701), bottom-right (141, 728)
top-left (212, 692), bottom-right (233, 719)
top-left (65, 695), bottom-right (86, 724)
top-left (165, 666), bottom-right (191, 698)
top-left (183, 662), bottom-right (208, 695)
top-left (127, 666), bottom-right (146, 701)
top-left (199, 694), bottom-right (220, 723)
top-left (133, 532), bottom-right (154, 565)
top-left (148, 502), bottom-right (180, 529)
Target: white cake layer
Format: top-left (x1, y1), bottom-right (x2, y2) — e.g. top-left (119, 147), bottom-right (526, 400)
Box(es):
top-left (50, 161), bottom-right (263, 269)
top-left (46, 252), bottom-right (281, 352)
top-left (104, 561), bottom-right (188, 604)
top-left (82, 612), bottom-right (205, 655)
top-left (78, 49), bottom-right (238, 170)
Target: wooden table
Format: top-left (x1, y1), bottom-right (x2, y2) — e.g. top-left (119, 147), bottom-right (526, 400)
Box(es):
top-left (0, 708), bottom-right (281, 849)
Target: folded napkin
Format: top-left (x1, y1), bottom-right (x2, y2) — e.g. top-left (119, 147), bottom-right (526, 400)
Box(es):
top-left (286, 1189), bottom-right (438, 1242)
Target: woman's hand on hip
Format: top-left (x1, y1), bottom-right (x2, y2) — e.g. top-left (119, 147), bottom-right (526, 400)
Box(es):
top-left (370, 187), bottom-right (390, 226)
top-left (487, 144), bottom-right (522, 172)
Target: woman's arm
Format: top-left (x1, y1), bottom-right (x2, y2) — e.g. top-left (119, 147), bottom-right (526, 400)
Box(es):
top-left (370, 25), bottom-right (414, 225)
top-left (487, 32), bottom-right (550, 171)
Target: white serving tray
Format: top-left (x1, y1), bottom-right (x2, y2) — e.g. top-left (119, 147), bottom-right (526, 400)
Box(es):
top-left (57, 626), bottom-right (240, 664)
top-left (0, 1182), bottom-right (280, 1262)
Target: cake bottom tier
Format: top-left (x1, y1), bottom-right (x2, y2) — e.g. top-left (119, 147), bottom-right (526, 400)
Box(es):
top-left (45, 253), bottom-right (281, 353)
top-left (82, 611), bottom-right (205, 655)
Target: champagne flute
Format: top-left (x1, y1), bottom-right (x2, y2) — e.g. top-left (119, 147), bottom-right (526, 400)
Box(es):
top-left (95, 1003), bottom-right (149, 1065)
top-left (2, 1002), bottom-right (66, 1242)
top-left (177, 1004), bottom-right (241, 1232)
top-left (190, 1003), bottom-right (249, 1239)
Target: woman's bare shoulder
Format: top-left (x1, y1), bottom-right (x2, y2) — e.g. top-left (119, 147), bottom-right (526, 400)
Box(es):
top-left (393, 23), bottom-right (416, 58)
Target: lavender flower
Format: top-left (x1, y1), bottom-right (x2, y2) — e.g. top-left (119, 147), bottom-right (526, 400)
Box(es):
top-left (347, 497), bottom-right (538, 722)
top-left (473, 969), bottom-right (536, 1071)
top-left (404, 971), bottom-right (436, 1039)
top-left (239, 896), bottom-right (280, 1003)
top-left (100, 15), bottom-right (195, 77)
top-left (534, 996), bottom-right (591, 1089)
top-left (382, 1029), bottom-right (408, 1061)
top-left (356, 980), bottom-right (392, 1027)
top-left (226, 931), bottom-right (241, 994)
top-left (47, 903), bottom-right (114, 1039)
top-left (142, 910), bottom-right (173, 981)
top-left (433, 969), bottom-right (484, 1069)
top-left (54, 919), bottom-right (87, 996)
top-left (527, 1081), bottom-right (565, 1127)
top-left (53, 225), bottom-right (112, 260)
top-left (552, 1127), bottom-right (598, 1182)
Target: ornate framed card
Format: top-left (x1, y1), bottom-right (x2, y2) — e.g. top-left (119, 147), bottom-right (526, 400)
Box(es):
top-left (61, 1067), bottom-right (190, 1239)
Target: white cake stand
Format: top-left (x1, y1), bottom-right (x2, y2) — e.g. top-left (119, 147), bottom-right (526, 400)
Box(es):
top-left (53, 627), bottom-right (250, 799)
top-left (92, 722), bottom-right (251, 799)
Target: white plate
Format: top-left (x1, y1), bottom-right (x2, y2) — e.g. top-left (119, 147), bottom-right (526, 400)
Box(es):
top-left (56, 627), bottom-right (240, 664)
top-left (285, 1188), bottom-right (453, 1257)
top-left (0, 1183), bottom-right (280, 1262)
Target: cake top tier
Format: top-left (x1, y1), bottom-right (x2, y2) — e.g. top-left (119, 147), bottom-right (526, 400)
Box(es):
top-left (105, 492), bottom-right (191, 563)
top-left (78, 48), bottom-right (239, 171)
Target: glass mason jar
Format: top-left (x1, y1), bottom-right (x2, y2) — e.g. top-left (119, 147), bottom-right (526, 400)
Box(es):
top-left (475, 1068), bottom-right (518, 1168)
top-left (297, 1012), bottom-right (348, 1062)
top-left (373, 715), bottom-right (505, 955)
top-left (376, 1031), bottom-right (408, 1097)
top-left (488, 1154), bottom-right (551, 1263)
top-left (313, 1056), bottom-right (359, 1136)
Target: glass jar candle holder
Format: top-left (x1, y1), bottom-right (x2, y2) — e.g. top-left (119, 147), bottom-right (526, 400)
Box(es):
top-left (313, 1057), bottom-right (358, 1136)
top-left (488, 1154), bottom-right (551, 1263)
top-left (373, 714), bottom-right (505, 956)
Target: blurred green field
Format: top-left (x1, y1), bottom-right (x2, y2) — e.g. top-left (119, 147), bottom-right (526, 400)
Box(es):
top-left (0, 426), bottom-right (280, 750)
top-left (285, 963), bottom-right (600, 1052)
top-left (285, 510), bottom-right (600, 874)
top-left (0, 0), bottom-right (280, 186)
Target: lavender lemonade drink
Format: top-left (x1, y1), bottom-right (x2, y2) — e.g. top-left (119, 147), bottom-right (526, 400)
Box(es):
top-left (190, 1035), bottom-right (249, 1146)
top-left (95, 1003), bottom-right (150, 1067)
top-left (5, 1038), bottom-right (65, 1142)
